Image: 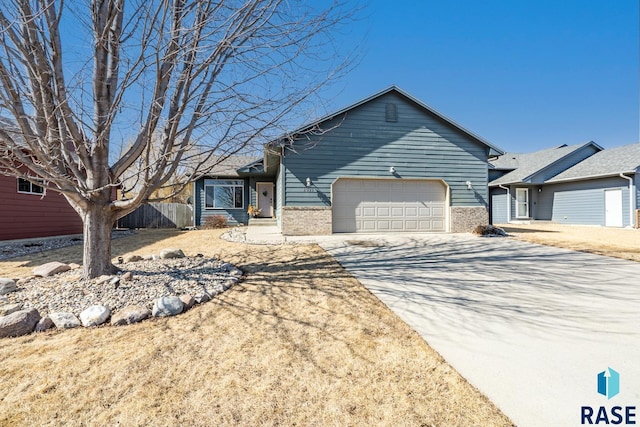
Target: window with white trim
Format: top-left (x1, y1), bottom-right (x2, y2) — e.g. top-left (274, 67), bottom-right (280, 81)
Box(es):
top-left (204, 179), bottom-right (244, 209)
top-left (17, 178), bottom-right (44, 195)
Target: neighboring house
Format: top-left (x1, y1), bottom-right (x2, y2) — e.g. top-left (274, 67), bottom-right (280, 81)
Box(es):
top-left (489, 142), bottom-right (640, 228)
top-left (489, 142), bottom-right (602, 223)
top-left (0, 174), bottom-right (83, 241)
top-left (194, 86), bottom-right (504, 234)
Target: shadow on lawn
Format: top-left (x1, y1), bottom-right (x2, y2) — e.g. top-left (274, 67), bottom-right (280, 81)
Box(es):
top-left (320, 236), bottom-right (640, 343)
top-left (1, 229), bottom-right (185, 270)
top-left (212, 246), bottom-right (386, 376)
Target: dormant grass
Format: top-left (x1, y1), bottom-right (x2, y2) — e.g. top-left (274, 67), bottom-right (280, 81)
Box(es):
top-left (501, 222), bottom-right (640, 262)
top-left (0, 229), bottom-right (512, 426)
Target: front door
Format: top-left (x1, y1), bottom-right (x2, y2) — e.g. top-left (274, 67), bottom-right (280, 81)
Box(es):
top-left (605, 189), bottom-right (623, 227)
top-left (256, 183), bottom-right (274, 218)
top-left (516, 188), bottom-right (529, 219)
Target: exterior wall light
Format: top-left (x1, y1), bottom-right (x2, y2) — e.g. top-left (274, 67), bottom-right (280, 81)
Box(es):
top-left (305, 177), bottom-right (312, 187)
top-left (466, 180), bottom-right (473, 190)
top-left (389, 167), bottom-right (396, 174)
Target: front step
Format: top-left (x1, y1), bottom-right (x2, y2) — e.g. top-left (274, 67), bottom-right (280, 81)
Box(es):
top-left (248, 218), bottom-right (277, 226)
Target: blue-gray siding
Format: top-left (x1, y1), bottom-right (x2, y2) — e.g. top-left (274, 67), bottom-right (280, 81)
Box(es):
top-left (282, 92), bottom-right (490, 208)
top-left (538, 177), bottom-right (631, 226)
top-left (195, 178), bottom-right (250, 225)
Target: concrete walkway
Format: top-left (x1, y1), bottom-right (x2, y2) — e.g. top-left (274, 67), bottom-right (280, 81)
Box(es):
top-left (315, 234), bottom-right (640, 427)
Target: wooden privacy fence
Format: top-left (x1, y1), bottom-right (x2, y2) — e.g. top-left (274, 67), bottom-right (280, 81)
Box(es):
top-left (118, 203), bottom-right (193, 229)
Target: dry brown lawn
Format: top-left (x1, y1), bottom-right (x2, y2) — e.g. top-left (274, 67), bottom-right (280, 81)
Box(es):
top-left (0, 229), bottom-right (512, 427)
top-left (499, 222), bottom-right (640, 262)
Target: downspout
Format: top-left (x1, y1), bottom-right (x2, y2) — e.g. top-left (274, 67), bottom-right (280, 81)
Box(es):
top-left (191, 180), bottom-right (196, 228)
top-left (619, 173), bottom-right (635, 228)
top-left (498, 184), bottom-right (511, 223)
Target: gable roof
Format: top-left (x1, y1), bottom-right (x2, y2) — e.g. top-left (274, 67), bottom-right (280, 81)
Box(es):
top-left (489, 141), bottom-right (602, 186)
top-left (546, 143), bottom-right (640, 183)
top-left (269, 85), bottom-right (504, 157)
top-left (197, 155), bottom-right (261, 178)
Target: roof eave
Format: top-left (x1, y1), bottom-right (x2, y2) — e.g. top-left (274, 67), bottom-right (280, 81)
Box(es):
top-left (546, 171), bottom-right (637, 184)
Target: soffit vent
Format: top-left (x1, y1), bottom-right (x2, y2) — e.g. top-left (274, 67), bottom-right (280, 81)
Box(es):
top-left (385, 103), bottom-right (398, 122)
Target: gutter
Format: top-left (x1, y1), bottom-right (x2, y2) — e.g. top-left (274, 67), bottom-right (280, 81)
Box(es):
top-left (619, 173), bottom-right (636, 228)
top-left (192, 180), bottom-right (197, 227)
top-left (498, 184), bottom-right (511, 223)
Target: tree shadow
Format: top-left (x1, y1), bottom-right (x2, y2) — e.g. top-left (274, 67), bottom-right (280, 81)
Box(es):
top-left (321, 235), bottom-right (640, 343)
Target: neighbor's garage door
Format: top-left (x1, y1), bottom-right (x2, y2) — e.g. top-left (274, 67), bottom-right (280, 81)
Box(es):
top-left (332, 178), bottom-right (447, 232)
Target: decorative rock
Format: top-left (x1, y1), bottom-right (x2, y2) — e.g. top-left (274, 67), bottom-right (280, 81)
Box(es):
top-left (0, 278), bottom-right (17, 295)
top-left (49, 312), bottom-right (81, 329)
top-left (194, 293), bottom-right (211, 304)
top-left (109, 276), bottom-right (120, 287)
top-left (179, 294), bottom-right (195, 310)
top-left (0, 303), bottom-right (22, 316)
top-left (80, 305), bottom-right (111, 327)
top-left (0, 308), bottom-right (41, 338)
top-left (159, 248), bottom-right (185, 259)
top-left (142, 254), bottom-right (154, 260)
top-left (124, 254), bottom-right (142, 263)
top-left (152, 296), bottom-right (184, 317)
top-left (230, 268), bottom-right (243, 277)
top-left (96, 275), bottom-right (113, 285)
top-left (110, 305), bottom-right (151, 326)
top-left (68, 263), bottom-right (81, 270)
top-left (35, 316), bottom-right (54, 332)
top-left (220, 262), bottom-right (233, 272)
top-left (33, 262), bottom-right (71, 277)
top-left (16, 277), bottom-right (33, 286)
top-left (121, 272), bottom-right (133, 282)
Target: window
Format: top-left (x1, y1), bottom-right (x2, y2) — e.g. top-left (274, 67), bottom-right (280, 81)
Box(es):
top-left (385, 103), bottom-right (398, 122)
top-left (17, 178), bottom-right (44, 195)
top-left (204, 179), bottom-right (244, 209)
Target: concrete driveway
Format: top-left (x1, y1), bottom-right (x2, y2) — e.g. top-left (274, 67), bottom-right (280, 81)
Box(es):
top-left (318, 234), bottom-right (640, 427)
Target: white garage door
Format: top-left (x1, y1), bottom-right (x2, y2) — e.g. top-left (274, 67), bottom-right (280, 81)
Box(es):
top-left (332, 178), bottom-right (447, 232)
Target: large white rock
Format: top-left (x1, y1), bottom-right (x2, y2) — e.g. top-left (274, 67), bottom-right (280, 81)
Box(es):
top-left (159, 248), bottom-right (185, 259)
top-left (33, 262), bottom-right (71, 277)
top-left (0, 278), bottom-right (17, 295)
top-left (0, 308), bottom-right (40, 338)
top-left (152, 296), bottom-right (184, 317)
top-left (49, 312), bottom-right (81, 329)
top-left (79, 305), bottom-right (111, 327)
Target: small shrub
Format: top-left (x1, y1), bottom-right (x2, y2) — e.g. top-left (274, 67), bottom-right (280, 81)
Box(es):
top-left (472, 224), bottom-right (507, 237)
top-left (203, 215), bottom-right (228, 229)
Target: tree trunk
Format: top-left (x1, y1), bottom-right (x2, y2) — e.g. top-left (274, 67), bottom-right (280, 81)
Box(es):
top-left (82, 204), bottom-right (118, 279)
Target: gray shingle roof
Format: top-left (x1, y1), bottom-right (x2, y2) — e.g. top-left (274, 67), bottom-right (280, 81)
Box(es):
top-left (489, 143), bottom-right (595, 186)
top-left (546, 143), bottom-right (640, 182)
top-left (198, 155), bottom-right (261, 177)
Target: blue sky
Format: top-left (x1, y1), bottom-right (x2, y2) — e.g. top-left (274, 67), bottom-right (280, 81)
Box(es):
top-left (323, 0), bottom-right (639, 153)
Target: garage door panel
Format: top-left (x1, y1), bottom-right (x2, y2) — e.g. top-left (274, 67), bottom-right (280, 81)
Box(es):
top-left (332, 179), bottom-right (447, 233)
top-left (392, 207), bottom-right (405, 216)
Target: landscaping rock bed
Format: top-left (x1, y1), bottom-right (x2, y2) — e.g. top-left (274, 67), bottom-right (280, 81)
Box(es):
top-left (0, 248), bottom-right (243, 338)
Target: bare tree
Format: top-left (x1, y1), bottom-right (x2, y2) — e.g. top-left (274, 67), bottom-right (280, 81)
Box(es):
top-left (0, 0), bottom-right (356, 278)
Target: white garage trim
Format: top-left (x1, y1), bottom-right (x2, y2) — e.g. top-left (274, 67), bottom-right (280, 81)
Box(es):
top-left (331, 177), bottom-right (450, 233)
